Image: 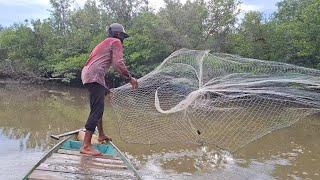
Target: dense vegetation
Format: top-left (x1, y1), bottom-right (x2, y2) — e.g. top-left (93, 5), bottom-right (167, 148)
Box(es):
top-left (0, 0), bottom-right (319, 86)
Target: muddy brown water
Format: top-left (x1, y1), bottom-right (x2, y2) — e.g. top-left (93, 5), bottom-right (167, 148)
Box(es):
top-left (0, 83), bottom-right (319, 179)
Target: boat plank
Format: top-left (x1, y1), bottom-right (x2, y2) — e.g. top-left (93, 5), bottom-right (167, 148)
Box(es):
top-left (36, 163), bottom-right (135, 178)
top-left (43, 155), bottom-right (127, 170)
top-left (29, 169), bottom-right (136, 180)
top-left (25, 133), bottom-right (141, 180)
top-left (57, 149), bottom-right (120, 160)
top-left (51, 153), bottom-right (124, 165)
top-left (23, 137), bottom-right (71, 179)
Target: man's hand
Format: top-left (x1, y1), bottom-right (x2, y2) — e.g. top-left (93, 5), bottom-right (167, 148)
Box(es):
top-left (130, 77), bottom-right (138, 90)
top-left (106, 90), bottom-right (113, 104)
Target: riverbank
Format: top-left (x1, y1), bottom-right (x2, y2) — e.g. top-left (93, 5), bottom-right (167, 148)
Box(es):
top-left (0, 69), bottom-right (82, 88)
top-left (0, 71), bottom-right (122, 89)
top-left (0, 58), bottom-right (79, 87)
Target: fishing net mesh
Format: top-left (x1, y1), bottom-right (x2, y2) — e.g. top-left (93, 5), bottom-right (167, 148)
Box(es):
top-left (111, 49), bottom-right (320, 152)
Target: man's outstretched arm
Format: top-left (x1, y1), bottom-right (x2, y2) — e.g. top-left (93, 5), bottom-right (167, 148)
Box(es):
top-left (111, 40), bottom-right (138, 89)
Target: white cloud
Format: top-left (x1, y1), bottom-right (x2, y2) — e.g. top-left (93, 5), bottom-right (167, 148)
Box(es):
top-left (0, 0), bottom-right (50, 7)
top-left (0, 0), bottom-right (88, 9)
top-left (72, 0), bottom-right (87, 9)
top-left (239, 4), bottom-right (262, 12)
top-left (149, 0), bottom-right (165, 11)
top-left (0, 0), bottom-right (280, 27)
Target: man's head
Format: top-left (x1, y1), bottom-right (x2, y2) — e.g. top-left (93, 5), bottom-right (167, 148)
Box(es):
top-left (107, 23), bottom-right (129, 43)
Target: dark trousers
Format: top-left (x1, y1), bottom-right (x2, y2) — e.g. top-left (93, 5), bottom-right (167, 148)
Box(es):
top-left (84, 83), bottom-right (107, 132)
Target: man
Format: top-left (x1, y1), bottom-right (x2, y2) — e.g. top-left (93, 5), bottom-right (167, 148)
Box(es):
top-left (81, 23), bottom-right (138, 156)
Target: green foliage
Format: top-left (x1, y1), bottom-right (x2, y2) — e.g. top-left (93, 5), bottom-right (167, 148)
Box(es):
top-left (49, 0), bottom-right (73, 35)
top-left (228, 0), bottom-right (319, 69)
top-left (0, 48), bottom-right (7, 60)
top-left (99, 0), bottom-right (149, 25)
top-left (271, 0), bottom-right (320, 68)
top-left (52, 54), bottom-right (88, 82)
top-left (158, 0), bottom-right (240, 50)
top-left (228, 11), bottom-right (268, 59)
top-left (124, 11), bottom-right (172, 76)
top-left (0, 24), bottom-right (43, 69)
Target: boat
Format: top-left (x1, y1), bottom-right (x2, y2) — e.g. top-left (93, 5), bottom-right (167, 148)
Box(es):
top-left (23, 129), bottom-right (141, 180)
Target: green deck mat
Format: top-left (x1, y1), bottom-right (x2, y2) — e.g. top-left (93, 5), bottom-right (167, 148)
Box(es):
top-left (61, 140), bottom-right (117, 156)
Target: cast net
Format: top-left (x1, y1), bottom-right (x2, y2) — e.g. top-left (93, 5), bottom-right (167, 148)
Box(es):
top-left (111, 49), bottom-right (320, 152)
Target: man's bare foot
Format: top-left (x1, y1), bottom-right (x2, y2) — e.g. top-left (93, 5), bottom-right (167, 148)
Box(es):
top-left (98, 134), bottom-right (112, 143)
top-left (80, 145), bottom-right (102, 156)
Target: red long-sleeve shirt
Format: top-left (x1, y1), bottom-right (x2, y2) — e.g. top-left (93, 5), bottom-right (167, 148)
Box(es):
top-left (81, 37), bottom-right (131, 88)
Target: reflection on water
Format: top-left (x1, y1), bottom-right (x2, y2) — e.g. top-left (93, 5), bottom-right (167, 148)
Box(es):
top-left (0, 83), bottom-right (319, 179)
top-left (0, 129), bottom-right (43, 179)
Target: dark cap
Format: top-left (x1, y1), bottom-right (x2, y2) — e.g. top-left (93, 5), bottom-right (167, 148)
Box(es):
top-left (108, 23), bottom-right (129, 38)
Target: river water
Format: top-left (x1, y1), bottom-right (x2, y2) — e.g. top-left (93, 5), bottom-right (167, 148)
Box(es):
top-left (0, 83), bottom-right (319, 179)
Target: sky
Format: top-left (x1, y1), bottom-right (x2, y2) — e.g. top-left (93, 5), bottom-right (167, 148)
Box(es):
top-left (0, 0), bottom-right (281, 27)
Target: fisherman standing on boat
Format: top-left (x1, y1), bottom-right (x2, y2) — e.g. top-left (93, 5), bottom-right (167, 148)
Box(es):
top-left (81, 23), bottom-right (138, 156)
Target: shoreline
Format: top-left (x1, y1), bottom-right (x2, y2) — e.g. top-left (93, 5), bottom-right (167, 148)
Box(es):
top-left (0, 72), bottom-right (83, 88)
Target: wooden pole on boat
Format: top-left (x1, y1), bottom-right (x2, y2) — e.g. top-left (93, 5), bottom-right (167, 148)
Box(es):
top-left (109, 141), bottom-right (142, 180)
top-left (50, 128), bottom-right (84, 140)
